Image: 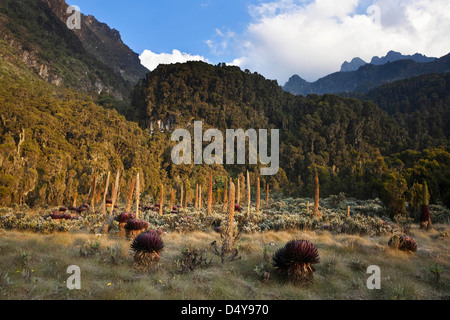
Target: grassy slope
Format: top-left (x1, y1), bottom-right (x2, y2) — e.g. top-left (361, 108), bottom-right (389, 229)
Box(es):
top-left (0, 226), bottom-right (448, 300)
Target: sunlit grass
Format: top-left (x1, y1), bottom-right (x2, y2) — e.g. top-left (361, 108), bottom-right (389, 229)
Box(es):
top-left (0, 225), bottom-right (448, 300)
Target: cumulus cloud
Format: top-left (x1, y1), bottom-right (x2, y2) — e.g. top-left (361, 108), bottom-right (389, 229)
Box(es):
top-left (139, 49), bottom-right (208, 71)
top-left (226, 0), bottom-right (450, 83)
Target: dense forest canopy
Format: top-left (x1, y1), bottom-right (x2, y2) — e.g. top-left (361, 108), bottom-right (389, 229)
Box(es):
top-left (130, 62), bottom-right (450, 210)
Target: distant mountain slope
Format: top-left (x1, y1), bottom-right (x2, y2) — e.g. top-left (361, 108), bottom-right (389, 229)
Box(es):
top-left (340, 51), bottom-right (437, 72)
top-left (284, 52), bottom-right (450, 96)
top-left (340, 57), bottom-right (366, 72)
top-left (0, 0), bottom-right (145, 100)
top-left (43, 0), bottom-right (149, 84)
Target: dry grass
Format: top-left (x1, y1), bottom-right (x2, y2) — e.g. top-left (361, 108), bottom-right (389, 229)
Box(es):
top-left (0, 225), bottom-right (448, 300)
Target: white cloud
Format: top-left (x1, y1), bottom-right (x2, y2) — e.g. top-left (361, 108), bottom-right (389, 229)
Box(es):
top-left (139, 49), bottom-right (208, 71)
top-left (205, 28), bottom-right (236, 56)
top-left (227, 0), bottom-right (450, 83)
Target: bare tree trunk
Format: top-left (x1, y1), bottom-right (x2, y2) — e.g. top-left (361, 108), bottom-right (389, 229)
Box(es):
top-left (159, 184), bottom-right (164, 216)
top-left (101, 172), bottom-right (110, 215)
top-left (222, 178), bottom-right (228, 213)
top-left (256, 177), bottom-right (260, 213)
top-left (247, 170), bottom-right (251, 217)
top-left (313, 167), bottom-right (321, 218)
top-left (136, 173), bottom-right (140, 219)
top-left (347, 206), bottom-right (350, 218)
top-left (207, 169), bottom-right (213, 216)
top-left (266, 183), bottom-right (269, 208)
top-left (126, 176), bottom-right (136, 213)
top-left (184, 186), bottom-right (188, 208)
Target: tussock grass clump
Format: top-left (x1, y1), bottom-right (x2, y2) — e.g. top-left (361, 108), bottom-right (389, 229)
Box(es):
top-left (273, 240), bottom-right (320, 284)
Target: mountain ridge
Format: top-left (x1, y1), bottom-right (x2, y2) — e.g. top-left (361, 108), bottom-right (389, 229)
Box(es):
top-left (284, 52), bottom-right (450, 96)
top-left (340, 50), bottom-right (437, 72)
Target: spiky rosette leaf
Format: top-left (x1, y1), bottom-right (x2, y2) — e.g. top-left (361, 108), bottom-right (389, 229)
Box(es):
top-left (50, 213), bottom-right (62, 220)
top-left (145, 229), bottom-right (163, 237)
top-left (125, 219), bottom-right (149, 231)
top-left (116, 212), bottom-right (134, 223)
top-left (273, 240), bottom-right (320, 269)
top-left (131, 231), bottom-right (164, 270)
top-left (273, 240), bottom-right (319, 284)
top-left (388, 234), bottom-right (417, 252)
top-left (131, 231), bottom-right (165, 254)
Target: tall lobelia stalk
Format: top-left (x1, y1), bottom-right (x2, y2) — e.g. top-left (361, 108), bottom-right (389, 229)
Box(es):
top-left (101, 172), bottom-right (110, 215)
top-left (126, 176), bottom-right (136, 213)
top-left (207, 169), bottom-right (213, 216)
top-left (184, 185), bottom-right (188, 208)
top-left (110, 171), bottom-right (120, 214)
top-left (90, 176), bottom-right (97, 213)
top-left (180, 183), bottom-right (184, 208)
top-left (73, 192), bottom-right (78, 210)
top-left (101, 170), bottom-right (120, 233)
top-left (256, 177), bottom-right (260, 213)
top-left (313, 166), bottom-right (321, 218)
top-left (247, 170), bottom-right (251, 217)
top-left (169, 188), bottom-right (174, 211)
top-left (211, 180), bottom-right (241, 264)
top-left (195, 184), bottom-right (199, 209)
top-left (420, 181), bottom-right (432, 230)
top-left (135, 173), bottom-right (140, 219)
top-left (199, 185), bottom-right (203, 209)
top-left (222, 178), bottom-right (228, 213)
top-left (159, 184), bottom-right (164, 216)
top-left (226, 181), bottom-right (236, 247)
top-left (237, 175), bottom-right (241, 205)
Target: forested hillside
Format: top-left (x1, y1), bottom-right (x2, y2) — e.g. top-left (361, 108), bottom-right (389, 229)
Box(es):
top-left (131, 62), bottom-right (450, 211)
top-left (0, 37), bottom-right (163, 206)
top-left (364, 72), bottom-right (450, 150)
top-left (0, 1), bottom-right (448, 216)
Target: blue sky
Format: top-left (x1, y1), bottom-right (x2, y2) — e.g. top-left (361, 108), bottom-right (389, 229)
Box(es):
top-left (71, 0), bottom-right (252, 64)
top-left (70, 0), bottom-right (450, 84)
